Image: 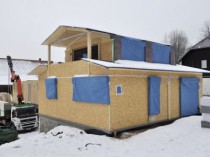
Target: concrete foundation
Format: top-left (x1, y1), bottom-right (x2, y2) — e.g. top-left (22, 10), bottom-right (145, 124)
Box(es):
top-left (39, 115), bottom-right (64, 133)
top-left (39, 114), bottom-right (98, 133)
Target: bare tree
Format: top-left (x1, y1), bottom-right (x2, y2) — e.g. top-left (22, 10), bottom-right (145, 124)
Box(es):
top-left (163, 30), bottom-right (189, 63)
top-left (200, 20), bottom-right (210, 39)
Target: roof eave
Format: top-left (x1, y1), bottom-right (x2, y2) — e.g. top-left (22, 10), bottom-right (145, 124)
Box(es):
top-left (41, 25), bottom-right (89, 46)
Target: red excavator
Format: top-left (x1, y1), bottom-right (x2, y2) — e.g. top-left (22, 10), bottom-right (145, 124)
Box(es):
top-left (6, 56), bottom-right (23, 104)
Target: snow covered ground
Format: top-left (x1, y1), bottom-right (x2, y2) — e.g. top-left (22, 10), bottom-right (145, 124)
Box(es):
top-left (0, 116), bottom-right (210, 157)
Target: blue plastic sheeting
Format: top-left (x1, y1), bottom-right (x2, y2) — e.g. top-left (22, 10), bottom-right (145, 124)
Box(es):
top-left (148, 76), bottom-right (161, 116)
top-left (72, 76), bottom-right (110, 105)
top-left (121, 37), bottom-right (146, 61)
top-left (180, 77), bottom-right (199, 117)
top-left (152, 43), bottom-right (171, 64)
top-left (45, 78), bottom-right (57, 99)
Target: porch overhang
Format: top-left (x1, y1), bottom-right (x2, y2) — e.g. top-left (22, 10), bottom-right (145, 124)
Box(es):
top-left (42, 25), bottom-right (111, 48)
top-left (42, 25), bottom-right (112, 76)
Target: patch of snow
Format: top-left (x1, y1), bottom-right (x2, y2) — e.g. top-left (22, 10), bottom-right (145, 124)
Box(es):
top-left (47, 76), bottom-right (56, 78)
top-left (201, 96), bottom-right (210, 106)
top-left (73, 75), bottom-right (89, 77)
top-left (0, 116), bottom-right (210, 157)
top-left (19, 74), bottom-right (38, 81)
top-left (202, 113), bottom-right (210, 122)
top-left (18, 130), bottom-right (39, 139)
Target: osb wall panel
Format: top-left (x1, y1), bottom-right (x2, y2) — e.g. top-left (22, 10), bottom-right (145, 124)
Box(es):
top-left (39, 62), bottom-right (110, 131)
top-left (109, 68), bottom-right (202, 105)
top-left (89, 63), bottom-right (109, 76)
top-left (48, 61), bottom-right (109, 77)
top-left (70, 38), bottom-right (101, 50)
top-left (22, 82), bottom-right (28, 104)
top-left (27, 80), bottom-right (39, 105)
top-left (108, 68), bottom-right (202, 131)
top-left (169, 78), bottom-right (180, 119)
top-left (12, 80), bottom-right (38, 105)
top-left (100, 40), bottom-right (113, 61)
top-left (63, 38), bottom-right (113, 62)
top-left (48, 61), bottom-right (88, 77)
top-left (64, 38), bottom-right (101, 62)
top-left (109, 77), bottom-right (148, 131)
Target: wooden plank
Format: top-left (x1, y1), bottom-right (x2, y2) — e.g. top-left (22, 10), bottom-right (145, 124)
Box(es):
top-left (66, 33), bottom-right (86, 48)
top-left (51, 32), bottom-right (85, 45)
top-left (48, 45), bottom-right (51, 76)
top-left (87, 32), bottom-right (92, 59)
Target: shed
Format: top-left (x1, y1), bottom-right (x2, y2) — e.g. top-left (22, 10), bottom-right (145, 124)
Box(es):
top-left (35, 26), bottom-right (209, 133)
top-left (180, 36), bottom-right (210, 78)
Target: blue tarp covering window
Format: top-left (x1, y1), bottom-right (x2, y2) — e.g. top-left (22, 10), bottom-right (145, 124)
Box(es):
top-left (121, 37), bottom-right (146, 61)
top-left (45, 78), bottom-right (57, 99)
top-left (152, 43), bottom-right (171, 64)
top-left (72, 76), bottom-right (110, 104)
top-left (148, 76), bottom-right (161, 116)
top-left (180, 77), bottom-right (199, 117)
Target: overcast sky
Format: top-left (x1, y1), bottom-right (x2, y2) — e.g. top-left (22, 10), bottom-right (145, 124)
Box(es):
top-left (0, 0), bottom-right (210, 62)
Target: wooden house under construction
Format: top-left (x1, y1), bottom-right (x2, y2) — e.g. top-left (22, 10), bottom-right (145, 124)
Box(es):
top-left (30, 26), bottom-right (209, 133)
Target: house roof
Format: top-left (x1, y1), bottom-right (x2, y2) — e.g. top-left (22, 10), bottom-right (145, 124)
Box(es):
top-left (0, 58), bottom-right (47, 85)
top-left (42, 26), bottom-right (112, 47)
top-left (42, 25), bottom-right (170, 48)
top-left (83, 58), bottom-right (210, 73)
top-left (179, 36), bottom-right (210, 61)
top-left (190, 36), bottom-right (210, 50)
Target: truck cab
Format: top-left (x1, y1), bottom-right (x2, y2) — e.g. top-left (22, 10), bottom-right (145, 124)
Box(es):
top-left (11, 103), bottom-right (38, 131)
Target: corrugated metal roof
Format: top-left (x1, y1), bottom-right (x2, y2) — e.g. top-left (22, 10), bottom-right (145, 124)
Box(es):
top-left (0, 58), bottom-right (46, 85)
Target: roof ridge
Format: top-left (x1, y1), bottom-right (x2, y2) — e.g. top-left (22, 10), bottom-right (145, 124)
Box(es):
top-left (190, 36), bottom-right (210, 50)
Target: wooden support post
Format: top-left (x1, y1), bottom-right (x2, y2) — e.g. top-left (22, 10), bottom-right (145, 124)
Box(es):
top-left (48, 45), bottom-right (51, 76)
top-left (88, 62), bottom-right (90, 76)
top-left (65, 48), bottom-right (72, 62)
top-left (98, 39), bottom-right (101, 60)
top-left (87, 32), bottom-right (92, 59)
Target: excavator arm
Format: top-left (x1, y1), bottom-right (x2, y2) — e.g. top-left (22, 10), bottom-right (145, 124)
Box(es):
top-left (6, 56), bottom-right (23, 104)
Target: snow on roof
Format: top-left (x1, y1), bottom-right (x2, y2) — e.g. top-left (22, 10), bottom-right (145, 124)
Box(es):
top-left (190, 36), bottom-right (210, 50)
top-left (201, 96), bottom-right (210, 107)
top-left (83, 58), bottom-right (210, 73)
top-left (0, 58), bottom-right (43, 85)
